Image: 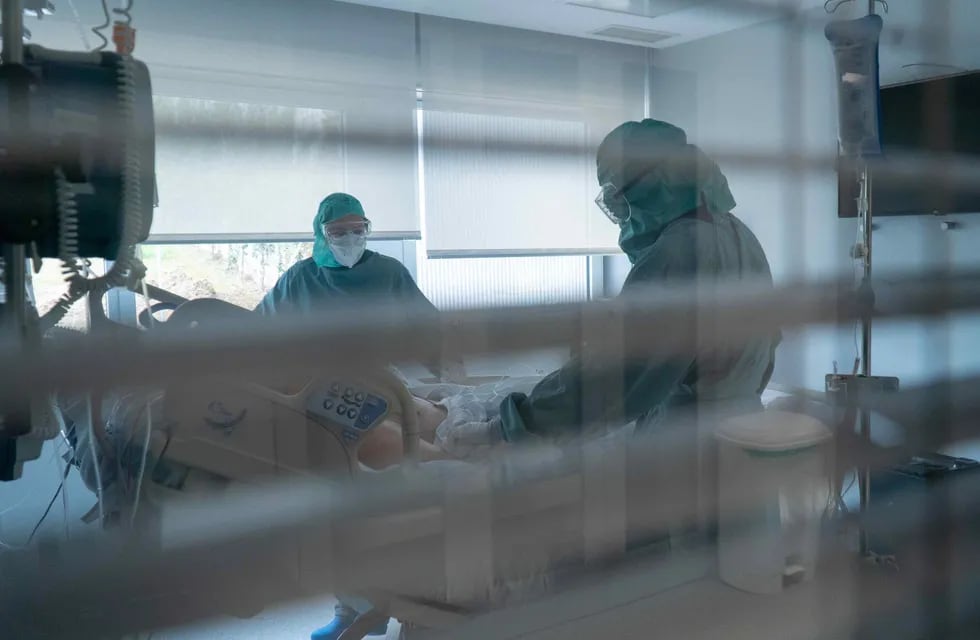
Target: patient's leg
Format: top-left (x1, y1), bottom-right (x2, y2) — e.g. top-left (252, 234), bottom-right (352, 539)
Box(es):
top-left (357, 396), bottom-right (449, 470)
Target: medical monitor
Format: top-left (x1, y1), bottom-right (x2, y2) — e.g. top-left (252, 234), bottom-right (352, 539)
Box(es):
top-left (838, 71), bottom-right (980, 218)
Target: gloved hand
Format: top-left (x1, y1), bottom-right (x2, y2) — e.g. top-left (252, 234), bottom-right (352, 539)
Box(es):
top-left (438, 416), bottom-right (505, 460)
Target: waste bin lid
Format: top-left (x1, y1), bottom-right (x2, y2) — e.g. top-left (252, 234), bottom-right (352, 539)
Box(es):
top-left (716, 411), bottom-right (832, 453)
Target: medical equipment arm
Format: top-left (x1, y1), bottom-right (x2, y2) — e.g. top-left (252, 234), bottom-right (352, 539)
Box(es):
top-left (0, 2), bottom-right (156, 479)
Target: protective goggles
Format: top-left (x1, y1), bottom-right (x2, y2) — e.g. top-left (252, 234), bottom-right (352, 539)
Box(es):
top-left (595, 182), bottom-right (632, 225)
top-left (323, 219), bottom-right (371, 240)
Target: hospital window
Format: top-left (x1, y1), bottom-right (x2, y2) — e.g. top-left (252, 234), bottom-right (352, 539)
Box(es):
top-left (140, 243), bottom-right (313, 312)
top-left (28, 259), bottom-right (108, 333)
top-left (135, 242), bottom-right (590, 316)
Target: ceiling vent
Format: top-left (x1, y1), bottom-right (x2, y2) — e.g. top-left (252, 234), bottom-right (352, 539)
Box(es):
top-left (591, 24), bottom-right (677, 45)
top-left (567, 0), bottom-right (702, 19)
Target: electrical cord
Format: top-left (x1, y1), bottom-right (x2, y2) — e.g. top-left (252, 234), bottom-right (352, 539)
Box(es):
top-left (0, 495), bottom-right (29, 551)
top-left (86, 396), bottom-right (106, 528)
top-left (115, 0), bottom-right (134, 26)
top-left (55, 439), bottom-right (72, 541)
top-left (129, 398), bottom-right (154, 528)
top-left (92, 0), bottom-right (111, 51)
top-left (137, 247), bottom-right (156, 330)
top-left (50, 395), bottom-right (74, 541)
top-left (0, 495), bottom-right (29, 518)
top-left (27, 462), bottom-right (72, 545)
top-left (65, 0), bottom-right (92, 50)
top-left (94, 0), bottom-right (134, 50)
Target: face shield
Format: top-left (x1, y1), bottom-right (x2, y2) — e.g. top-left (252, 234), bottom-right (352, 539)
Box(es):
top-left (595, 182), bottom-right (632, 225)
top-left (323, 218), bottom-right (371, 268)
top-left (323, 218), bottom-right (372, 241)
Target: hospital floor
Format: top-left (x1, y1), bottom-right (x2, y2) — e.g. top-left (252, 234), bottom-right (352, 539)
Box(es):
top-left (156, 596), bottom-right (402, 640)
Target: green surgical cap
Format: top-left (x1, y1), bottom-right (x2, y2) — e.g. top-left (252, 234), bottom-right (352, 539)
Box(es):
top-left (596, 119), bottom-right (736, 263)
top-left (313, 193), bottom-right (367, 268)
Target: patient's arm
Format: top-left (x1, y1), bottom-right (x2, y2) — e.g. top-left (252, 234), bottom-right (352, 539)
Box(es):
top-left (357, 396), bottom-right (449, 470)
top-left (358, 422), bottom-right (449, 470)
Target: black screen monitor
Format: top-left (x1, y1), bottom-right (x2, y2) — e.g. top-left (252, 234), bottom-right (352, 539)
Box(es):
top-left (838, 71), bottom-right (980, 218)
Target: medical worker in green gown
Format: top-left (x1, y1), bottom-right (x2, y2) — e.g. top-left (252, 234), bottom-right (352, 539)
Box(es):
top-left (257, 192), bottom-right (463, 381)
top-left (442, 119), bottom-right (780, 453)
top-left (257, 192), bottom-right (431, 317)
top-left (259, 193), bottom-right (460, 640)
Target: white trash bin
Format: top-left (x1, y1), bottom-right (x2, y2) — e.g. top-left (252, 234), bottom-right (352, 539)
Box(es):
top-left (716, 411), bottom-right (833, 594)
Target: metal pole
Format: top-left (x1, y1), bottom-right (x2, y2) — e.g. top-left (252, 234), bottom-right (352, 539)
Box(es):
top-left (1, 0), bottom-right (24, 64)
top-left (0, 0), bottom-right (29, 469)
top-left (1, 0), bottom-right (27, 331)
top-left (1, 247), bottom-right (25, 335)
top-left (858, 164), bottom-right (873, 557)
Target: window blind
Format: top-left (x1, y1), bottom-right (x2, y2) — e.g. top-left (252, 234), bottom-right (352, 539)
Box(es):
top-left (417, 16), bottom-right (648, 255)
top-left (135, 1), bottom-right (420, 239)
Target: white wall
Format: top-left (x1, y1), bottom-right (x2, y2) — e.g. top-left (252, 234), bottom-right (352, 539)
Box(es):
top-left (651, 17), bottom-right (980, 391)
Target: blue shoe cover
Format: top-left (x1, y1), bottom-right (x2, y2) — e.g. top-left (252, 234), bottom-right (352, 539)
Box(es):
top-left (311, 615), bottom-right (389, 640)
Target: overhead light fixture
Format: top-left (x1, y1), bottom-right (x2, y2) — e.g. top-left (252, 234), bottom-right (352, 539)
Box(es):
top-left (567, 0), bottom-right (708, 19)
top-left (592, 24), bottom-right (677, 45)
top-left (569, 0), bottom-right (825, 20)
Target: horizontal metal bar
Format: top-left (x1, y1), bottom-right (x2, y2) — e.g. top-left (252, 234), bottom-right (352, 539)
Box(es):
top-left (135, 283), bottom-right (189, 307)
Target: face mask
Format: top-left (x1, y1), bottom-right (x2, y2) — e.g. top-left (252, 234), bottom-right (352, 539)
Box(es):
top-left (328, 233), bottom-right (367, 268)
top-left (595, 182), bottom-right (632, 226)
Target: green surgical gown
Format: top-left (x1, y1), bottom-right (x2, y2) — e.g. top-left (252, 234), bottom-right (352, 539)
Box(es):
top-left (498, 119), bottom-right (779, 442)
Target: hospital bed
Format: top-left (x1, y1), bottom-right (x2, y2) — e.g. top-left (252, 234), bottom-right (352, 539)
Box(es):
top-left (67, 295), bottom-right (820, 640)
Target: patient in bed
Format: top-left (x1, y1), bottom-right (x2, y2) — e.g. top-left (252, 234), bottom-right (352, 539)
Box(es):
top-left (357, 377), bottom-right (542, 470)
top-left (91, 376), bottom-right (542, 491)
top-left (357, 394), bottom-right (451, 469)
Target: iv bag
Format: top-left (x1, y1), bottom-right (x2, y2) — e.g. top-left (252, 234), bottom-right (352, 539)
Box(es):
top-left (825, 15), bottom-right (884, 158)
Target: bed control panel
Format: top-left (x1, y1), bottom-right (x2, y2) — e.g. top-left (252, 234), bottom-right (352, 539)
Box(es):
top-left (307, 381), bottom-right (390, 443)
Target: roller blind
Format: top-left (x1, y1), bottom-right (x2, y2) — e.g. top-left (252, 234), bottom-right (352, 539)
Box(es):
top-left (416, 255), bottom-right (590, 310)
top-left (418, 17), bottom-right (648, 255)
top-left (133, 1), bottom-right (419, 240)
top-left (152, 97), bottom-right (344, 238)
top-left (423, 109), bottom-right (613, 255)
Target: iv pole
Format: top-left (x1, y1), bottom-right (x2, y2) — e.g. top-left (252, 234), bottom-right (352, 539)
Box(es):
top-left (856, 0), bottom-right (877, 558)
top-left (825, 0), bottom-right (884, 559)
top-left (857, 162), bottom-right (873, 557)
top-left (855, 0), bottom-right (878, 558)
